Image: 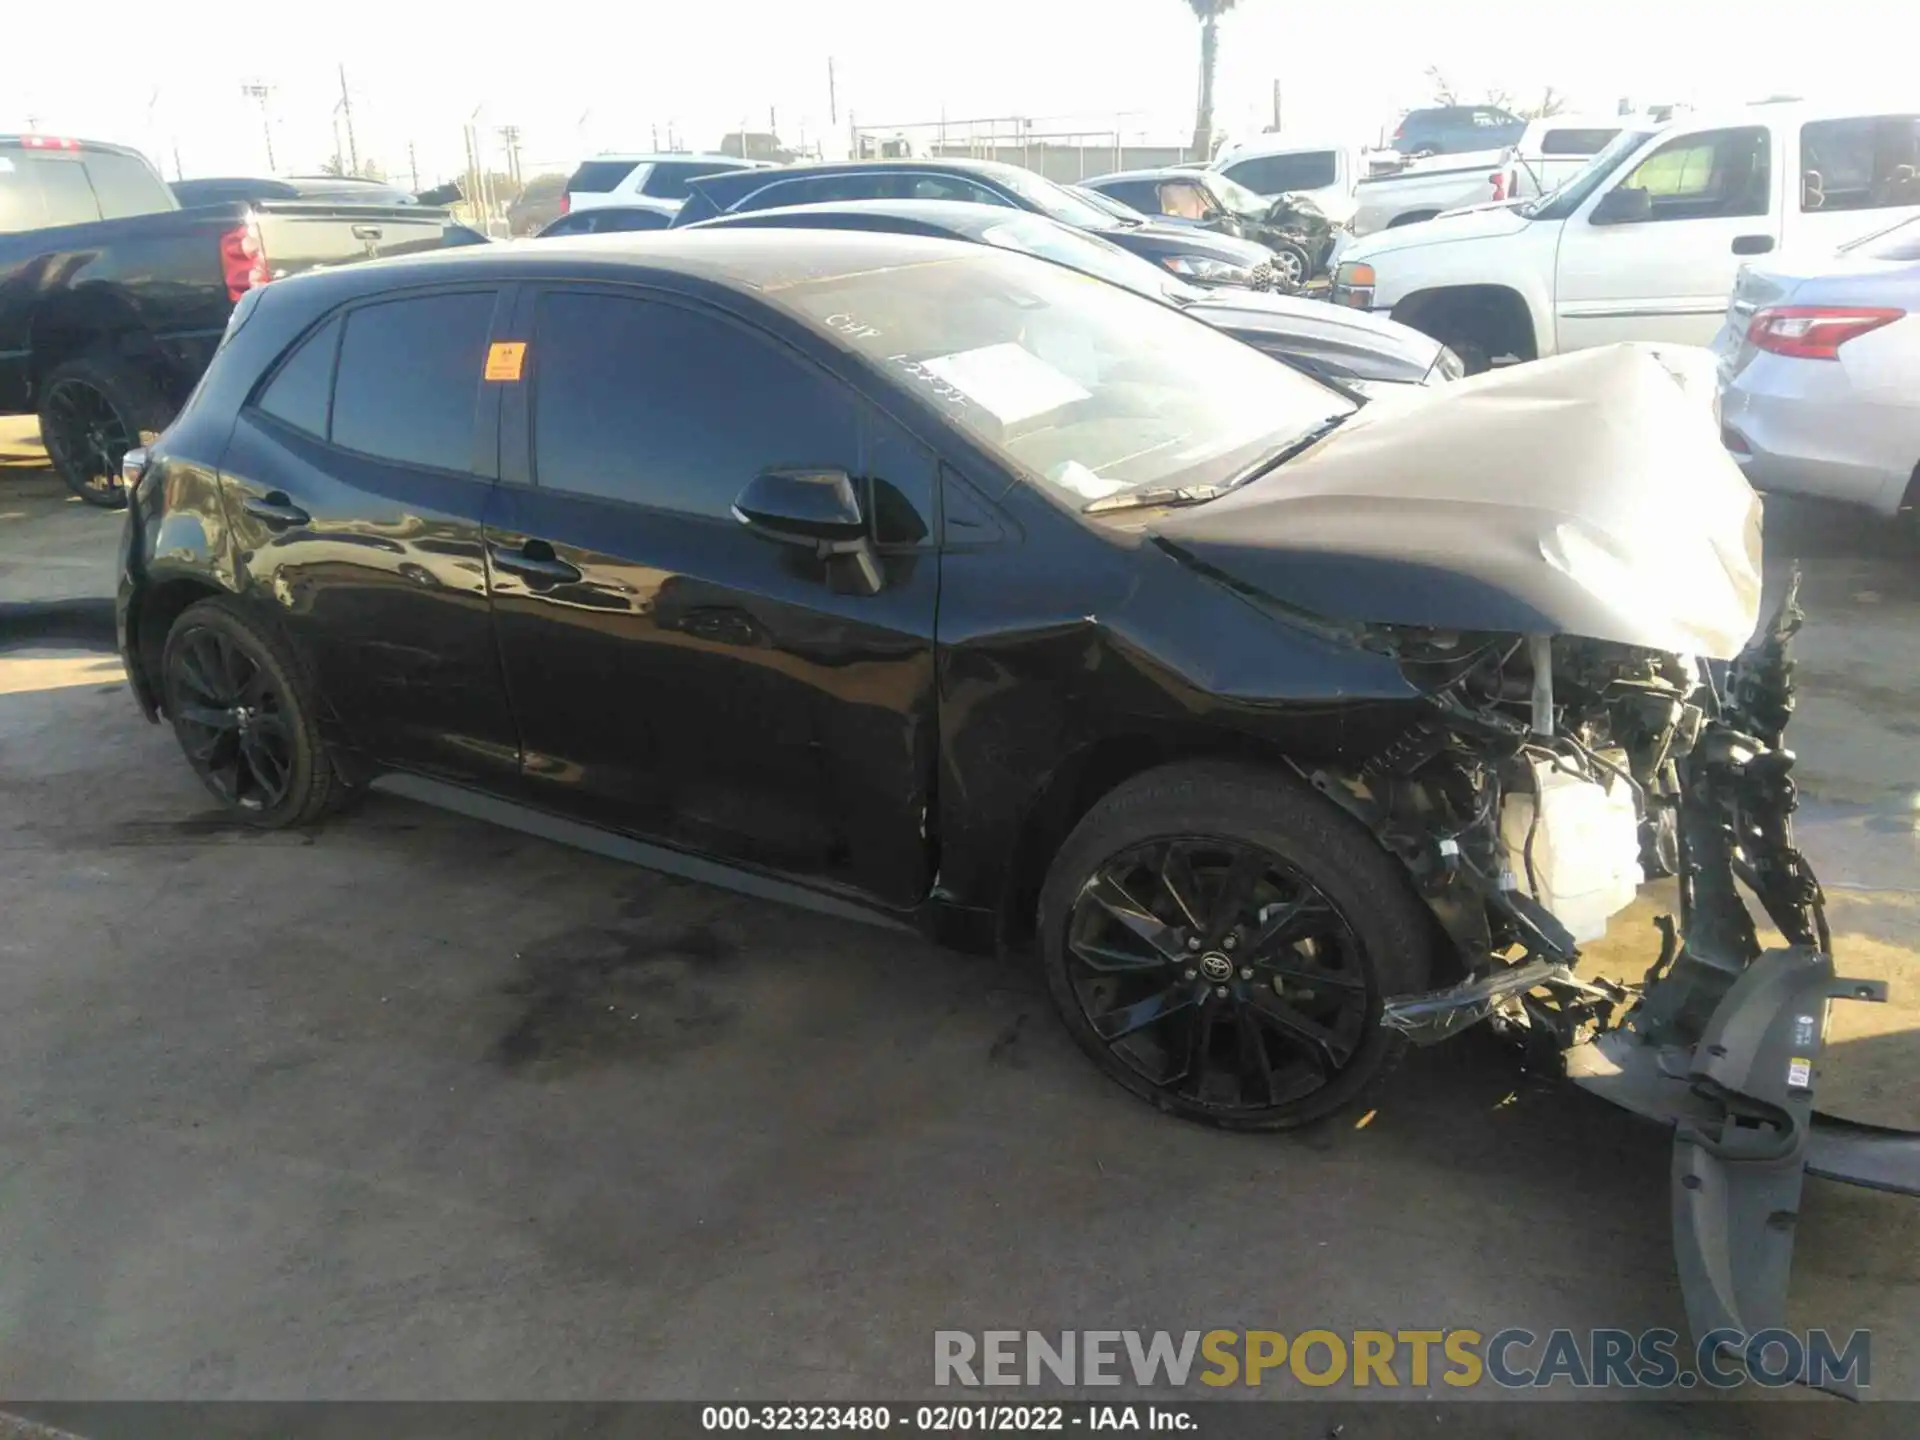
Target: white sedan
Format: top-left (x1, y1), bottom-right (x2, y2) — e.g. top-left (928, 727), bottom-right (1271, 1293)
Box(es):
top-left (1714, 216), bottom-right (1920, 525)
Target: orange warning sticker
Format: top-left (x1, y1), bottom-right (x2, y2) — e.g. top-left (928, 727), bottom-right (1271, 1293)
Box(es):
top-left (484, 342), bottom-right (526, 381)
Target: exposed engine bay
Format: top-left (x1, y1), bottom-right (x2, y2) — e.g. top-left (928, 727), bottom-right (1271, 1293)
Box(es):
top-left (1305, 576), bottom-right (1912, 1389)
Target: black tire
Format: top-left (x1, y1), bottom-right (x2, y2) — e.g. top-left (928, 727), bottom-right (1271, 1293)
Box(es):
top-left (1387, 210), bottom-right (1440, 229)
top-left (36, 353), bottom-right (172, 509)
top-left (1037, 761), bottom-right (1435, 1131)
top-left (1268, 241), bottom-right (1311, 293)
top-left (161, 597), bottom-right (345, 827)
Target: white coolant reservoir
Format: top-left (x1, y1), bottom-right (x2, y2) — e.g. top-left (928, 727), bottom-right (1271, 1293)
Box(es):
top-left (1499, 759), bottom-right (1645, 942)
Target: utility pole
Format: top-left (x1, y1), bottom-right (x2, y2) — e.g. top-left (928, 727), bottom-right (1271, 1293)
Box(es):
top-left (827, 56), bottom-right (838, 125)
top-left (1271, 79), bottom-right (1282, 132)
top-left (337, 63), bottom-right (358, 175)
top-left (408, 140), bottom-right (419, 192)
top-left (496, 125), bottom-right (522, 185)
top-left (240, 82), bottom-right (275, 170)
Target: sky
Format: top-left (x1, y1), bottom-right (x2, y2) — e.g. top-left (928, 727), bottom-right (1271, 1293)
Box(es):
top-left (4, 0), bottom-right (1911, 186)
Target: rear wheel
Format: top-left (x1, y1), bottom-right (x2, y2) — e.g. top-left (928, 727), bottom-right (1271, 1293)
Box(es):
top-left (161, 598), bottom-right (344, 827)
top-left (1038, 762), bottom-right (1435, 1130)
top-left (36, 354), bottom-right (170, 509)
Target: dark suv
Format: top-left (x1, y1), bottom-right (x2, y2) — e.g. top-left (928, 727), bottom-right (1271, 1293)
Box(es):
top-left (1390, 106), bottom-right (1525, 156)
top-left (116, 231), bottom-right (1766, 1136)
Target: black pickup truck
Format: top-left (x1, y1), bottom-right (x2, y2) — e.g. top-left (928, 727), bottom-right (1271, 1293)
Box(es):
top-left (1, 135), bottom-right (460, 505)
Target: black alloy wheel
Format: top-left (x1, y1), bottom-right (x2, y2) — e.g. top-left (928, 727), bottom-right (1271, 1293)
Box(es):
top-left (40, 375), bottom-right (137, 508)
top-left (1064, 837), bottom-right (1370, 1116)
top-left (1038, 763), bottom-right (1434, 1130)
top-left (167, 624), bottom-right (295, 812)
top-left (160, 599), bottom-right (345, 826)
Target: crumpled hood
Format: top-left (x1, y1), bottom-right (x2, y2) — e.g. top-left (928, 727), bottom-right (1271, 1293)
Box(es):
top-left (1149, 345), bottom-right (1763, 658)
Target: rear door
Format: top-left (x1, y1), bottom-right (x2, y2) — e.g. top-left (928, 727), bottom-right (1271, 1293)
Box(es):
top-left (1552, 124), bottom-right (1781, 350)
top-left (485, 283), bottom-right (941, 906)
top-left (220, 285), bottom-right (523, 783)
top-left (1791, 113), bottom-right (1920, 254)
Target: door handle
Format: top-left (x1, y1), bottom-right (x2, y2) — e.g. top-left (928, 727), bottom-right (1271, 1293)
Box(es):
top-left (242, 491), bottom-right (311, 527)
top-left (350, 224), bottom-right (384, 241)
top-left (489, 538), bottom-right (582, 586)
top-left (1731, 234), bottom-right (1775, 255)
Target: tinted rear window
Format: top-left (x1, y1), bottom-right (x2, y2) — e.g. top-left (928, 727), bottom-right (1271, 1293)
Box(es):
top-left (567, 160), bottom-right (639, 193)
top-left (331, 292), bottom-right (495, 471)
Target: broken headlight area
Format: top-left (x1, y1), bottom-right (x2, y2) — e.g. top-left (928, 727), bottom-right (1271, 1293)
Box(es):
top-left (1310, 574), bottom-right (1913, 1383)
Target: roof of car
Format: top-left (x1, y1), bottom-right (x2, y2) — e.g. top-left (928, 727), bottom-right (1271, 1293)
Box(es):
top-left (581, 153), bottom-right (763, 165)
top-left (704, 156), bottom-right (1034, 181)
top-left (269, 227), bottom-right (999, 306)
top-left (694, 197), bottom-right (1020, 236)
top-left (1083, 168), bottom-right (1219, 185)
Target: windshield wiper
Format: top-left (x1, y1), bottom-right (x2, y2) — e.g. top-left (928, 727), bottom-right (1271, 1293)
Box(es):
top-left (1082, 412), bottom-right (1353, 516)
top-left (1221, 412), bottom-right (1352, 491)
top-left (1082, 483), bottom-right (1228, 515)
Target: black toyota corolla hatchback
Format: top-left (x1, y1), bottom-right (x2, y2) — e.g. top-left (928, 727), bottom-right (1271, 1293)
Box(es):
top-left (118, 229), bottom-right (1774, 1133)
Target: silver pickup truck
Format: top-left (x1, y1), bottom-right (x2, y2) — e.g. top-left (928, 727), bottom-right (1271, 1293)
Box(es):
top-left (1351, 115), bottom-right (1626, 236)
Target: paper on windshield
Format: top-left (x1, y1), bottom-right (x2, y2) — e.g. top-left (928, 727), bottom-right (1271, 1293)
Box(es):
top-left (918, 343), bottom-right (1090, 428)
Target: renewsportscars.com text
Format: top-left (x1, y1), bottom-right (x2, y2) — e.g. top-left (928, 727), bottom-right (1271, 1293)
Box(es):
top-left (934, 1327), bottom-right (1870, 1391)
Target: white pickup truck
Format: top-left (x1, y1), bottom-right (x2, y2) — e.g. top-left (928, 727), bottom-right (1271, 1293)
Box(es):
top-left (1332, 102), bottom-right (1920, 370)
top-left (1349, 115), bottom-right (1626, 236)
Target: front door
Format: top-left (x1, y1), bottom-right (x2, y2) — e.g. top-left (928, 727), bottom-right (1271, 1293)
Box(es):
top-left (220, 286), bottom-right (523, 784)
top-left (1553, 124), bottom-right (1781, 351)
top-left (485, 285), bottom-right (941, 908)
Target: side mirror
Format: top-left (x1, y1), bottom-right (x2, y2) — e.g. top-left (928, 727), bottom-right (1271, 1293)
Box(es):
top-left (1592, 185), bottom-right (1652, 225)
top-left (732, 468), bottom-right (866, 547)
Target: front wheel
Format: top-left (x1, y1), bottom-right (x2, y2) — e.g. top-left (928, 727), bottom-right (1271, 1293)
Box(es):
top-left (1267, 241), bottom-right (1311, 293)
top-left (1038, 762), bottom-right (1436, 1130)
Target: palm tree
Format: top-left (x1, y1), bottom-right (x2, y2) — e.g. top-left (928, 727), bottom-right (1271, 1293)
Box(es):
top-left (1186, 0), bottom-right (1240, 158)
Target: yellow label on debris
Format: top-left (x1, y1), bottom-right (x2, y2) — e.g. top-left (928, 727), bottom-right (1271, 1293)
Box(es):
top-left (484, 342), bottom-right (526, 381)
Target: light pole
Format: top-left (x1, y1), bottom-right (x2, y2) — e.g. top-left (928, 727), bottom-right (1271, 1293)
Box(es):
top-left (240, 82), bottom-right (275, 171)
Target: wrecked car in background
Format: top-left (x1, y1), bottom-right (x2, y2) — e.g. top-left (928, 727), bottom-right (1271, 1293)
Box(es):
top-left (114, 232), bottom-right (1914, 1372)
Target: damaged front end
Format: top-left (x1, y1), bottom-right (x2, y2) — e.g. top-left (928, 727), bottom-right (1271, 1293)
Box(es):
top-left (1307, 574), bottom-right (1913, 1380)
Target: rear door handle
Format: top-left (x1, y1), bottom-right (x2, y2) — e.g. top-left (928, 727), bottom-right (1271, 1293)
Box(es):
top-left (350, 224), bottom-right (384, 241)
top-left (489, 538), bottom-right (582, 586)
top-left (1732, 234), bottom-right (1775, 255)
top-left (242, 491), bottom-right (311, 527)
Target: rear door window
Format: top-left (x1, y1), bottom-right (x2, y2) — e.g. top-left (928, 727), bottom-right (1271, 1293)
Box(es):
top-left (255, 317), bottom-right (341, 438)
top-left (567, 160), bottom-right (639, 194)
top-left (330, 291), bottom-right (496, 471)
top-left (598, 208), bottom-right (672, 232)
top-left (1800, 115), bottom-right (1920, 212)
top-left (0, 152), bottom-right (101, 232)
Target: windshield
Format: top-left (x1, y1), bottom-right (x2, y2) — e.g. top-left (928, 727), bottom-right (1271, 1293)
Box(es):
top-left (991, 166), bottom-right (1128, 232)
top-left (772, 249), bottom-right (1351, 508)
top-left (1202, 171), bottom-right (1270, 218)
top-left (976, 215), bottom-right (1185, 302)
top-left (1521, 129), bottom-right (1655, 220)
